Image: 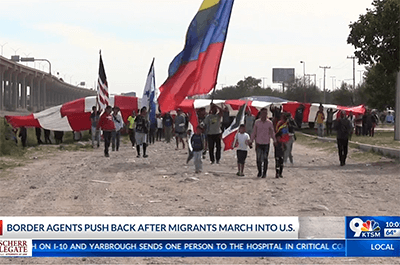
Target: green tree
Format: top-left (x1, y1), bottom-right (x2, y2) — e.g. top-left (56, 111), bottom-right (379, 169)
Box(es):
top-left (330, 83), bottom-right (355, 106)
top-left (364, 63), bottom-right (397, 109)
top-left (347, 0), bottom-right (399, 109)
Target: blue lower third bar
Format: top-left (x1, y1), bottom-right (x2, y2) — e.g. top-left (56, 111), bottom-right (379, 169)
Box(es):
top-left (347, 240), bottom-right (400, 257)
top-left (31, 240), bottom-right (345, 257)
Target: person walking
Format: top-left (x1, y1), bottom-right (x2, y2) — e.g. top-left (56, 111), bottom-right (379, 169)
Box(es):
top-left (314, 105), bottom-right (325, 137)
top-left (19, 126), bottom-right (27, 148)
top-left (250, 108), bottom-right (276, 178)
top-left (174, 108), bottom-right (187, 149)
top-left (35, 127), bottom-right (43, 145)
top-left (126, 110), bottom-right (136, 148)
top-left (294, 104), bottom-right (305, 130)
top-left (111, 106), bottom-right (123, 151)
top-left (90, 106), bottom-right (100, 148)
top-left (163, 112), bottom-right (173, 143)
top-left (156, 114), bottom-right (163, 141)
top-left (96, 105), bottom-right (116, 157)
top-left (335, 110), bottom-right (352, 166)
top-left (44, 129), bottom-right (52, 144)
top-left (190, 125), bottom-right (205, 173)
top-left (326, 108), bottom-right (338, 136)
top-left (244, 109), bottom-right (255, 136)
top-left (284, 113), bottom-right (297, 165)
top-left (232, 124), bottom-right (251, 176)
top-left (203, 103), bottom-right (224, 164)
top-left (135, 107), bottom-right (149, 158)
top-left (274, 114), bottom-right (290, 178)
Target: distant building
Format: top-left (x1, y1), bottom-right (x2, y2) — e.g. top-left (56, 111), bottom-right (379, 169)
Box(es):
top-left (121, 92), bottom-right (137, 97)
top-left (240, 96), bottom-right (288, 103)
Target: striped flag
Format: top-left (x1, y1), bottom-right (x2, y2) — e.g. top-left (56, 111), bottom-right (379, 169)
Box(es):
top-left (158, 0), bottom-right (235, 113)
top-left (222, 102), bottom-right (247, 151)
top-left (141, 58), bottom-right (157, 126)
top-left (97, 52), bottom-right (109, 110)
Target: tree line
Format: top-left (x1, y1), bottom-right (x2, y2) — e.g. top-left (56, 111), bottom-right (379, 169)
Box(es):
top-left (212, 0), bottom-right (399, 111)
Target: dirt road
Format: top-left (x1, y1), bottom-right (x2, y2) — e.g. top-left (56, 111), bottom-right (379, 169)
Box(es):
top-left (0, 137), bottom-right (399, 264)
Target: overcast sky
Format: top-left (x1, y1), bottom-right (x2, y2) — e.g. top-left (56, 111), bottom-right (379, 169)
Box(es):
top-left (0, 0), bottom-right (373, 97)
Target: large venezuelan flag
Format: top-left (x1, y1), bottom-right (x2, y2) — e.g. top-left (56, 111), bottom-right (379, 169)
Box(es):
top-left (158, 0), bottom-right (234, 113)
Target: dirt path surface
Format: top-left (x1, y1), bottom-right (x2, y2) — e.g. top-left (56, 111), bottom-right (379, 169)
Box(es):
top-left (1, 137), bottom-right (399, 264)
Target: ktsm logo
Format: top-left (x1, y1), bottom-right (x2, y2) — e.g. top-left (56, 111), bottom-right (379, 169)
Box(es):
top-left (0, 220), bottom-right (3, 236)
top-left (349, 218), bottom-right (381, 237)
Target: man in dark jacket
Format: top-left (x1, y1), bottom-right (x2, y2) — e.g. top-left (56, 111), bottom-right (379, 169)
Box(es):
top-left (335, 111), bottom-right (352, 166)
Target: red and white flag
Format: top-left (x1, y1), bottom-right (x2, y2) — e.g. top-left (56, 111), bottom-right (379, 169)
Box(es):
top-left (222, 102), bottom-right (247, 151)
top-left (97, 52), bottom-right (109, 110)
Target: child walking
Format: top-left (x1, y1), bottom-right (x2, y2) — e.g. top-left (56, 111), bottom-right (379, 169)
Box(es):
top-left (232, 124), bottom-right (251, 176)
top-left (190, 125), bottom-right (205, 173)
top-left (275, 114), bottom-right (290, 178)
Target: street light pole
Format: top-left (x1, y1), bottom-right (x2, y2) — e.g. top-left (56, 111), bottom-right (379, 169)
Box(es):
top-left (300, 61), bottom-right (306, 102)
top-left (20, 57), bottom-right (52, 75)
top-left (10, 47), bottom-right (20, 55)
top-left (0, 42), bottom-right (7, 56)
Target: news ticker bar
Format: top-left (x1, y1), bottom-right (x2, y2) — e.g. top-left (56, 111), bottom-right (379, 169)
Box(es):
top-left (12, 239), bottom-right (400, 257)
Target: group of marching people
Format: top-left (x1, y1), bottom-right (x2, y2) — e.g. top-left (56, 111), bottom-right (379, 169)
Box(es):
top-left (231, 105), bottom-right (297, 179)
top-left (188, 103), bottom-right (297, 179)
top-left (92, 105), bottom-right (148, 158)
top-left (93, 102), bottom-right (298, 179)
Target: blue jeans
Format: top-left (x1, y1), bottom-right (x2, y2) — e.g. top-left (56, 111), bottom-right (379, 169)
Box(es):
top-left (111, 130), bottom-right (121, 151)
top-left (103, 131), bottom-right (113, 155)
top-left (256, 144), bottom-right (270, 176)
top-left (91, 126), bottom-right (100, 146)
top-left (317, 123), bottom-right (324, 137)
top-left (193, 151), bottom-right (202, 172)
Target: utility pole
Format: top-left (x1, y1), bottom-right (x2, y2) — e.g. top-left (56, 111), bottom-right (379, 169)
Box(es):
top-left (330, 76), bottom-right (336, 90)
top-left (319, 66), bottom-right (330, 103)
top-left (305, 74), bottom-right (316, 86)
top-left (347, 56), bottom-right (356, 89)
top-left (347, 56), bottom-right (356, 105)
top-left (358, 70), bottom-right (365, 85)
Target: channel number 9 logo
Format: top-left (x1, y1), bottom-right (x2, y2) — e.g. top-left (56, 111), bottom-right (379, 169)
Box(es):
top-left (349, 218), bottom-right (380, 237)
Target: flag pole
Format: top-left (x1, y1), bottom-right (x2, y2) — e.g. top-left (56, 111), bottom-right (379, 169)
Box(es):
top-left (211, 0), bottom-right (235, 105)
top-left (96, 49), bottom-right (101, 111)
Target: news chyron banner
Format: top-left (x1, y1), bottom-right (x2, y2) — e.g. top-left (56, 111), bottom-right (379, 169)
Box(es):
top-left (0, 216), bottom-right (399, 257)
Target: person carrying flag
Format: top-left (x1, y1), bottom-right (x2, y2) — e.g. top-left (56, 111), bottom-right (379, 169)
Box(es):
top-left (135, 107), bottom-right (149, 158)
top-left (203, 103), bottom-right (225, 164)
top-left (96, 105), bottom-right (115, 157)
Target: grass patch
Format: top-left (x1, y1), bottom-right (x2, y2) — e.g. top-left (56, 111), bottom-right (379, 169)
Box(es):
top-left (350, 131), bottom-right (400, 149)
top-left (296, 131), bottom-right (397, 163)
top-left (0, 161), bottom-right (23, 171)
top-left (349, 149), bottom-right (385, 163)
top-left (300, 128), bottom-right (400, 149)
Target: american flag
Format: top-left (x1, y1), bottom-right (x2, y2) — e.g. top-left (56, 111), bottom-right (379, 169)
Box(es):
top-left (97, 52), bottom-right (109, 110)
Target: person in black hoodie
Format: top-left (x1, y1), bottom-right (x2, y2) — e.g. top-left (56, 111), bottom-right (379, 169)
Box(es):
top-left (19, 126), bottom-right (27, 147)
top-left (335, 111), bottom-right (352, 166)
